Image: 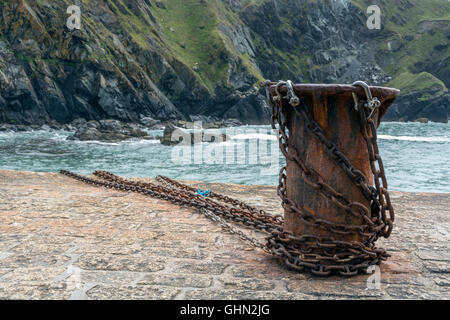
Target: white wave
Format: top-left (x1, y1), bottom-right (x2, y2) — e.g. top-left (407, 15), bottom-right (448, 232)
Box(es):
top-left (14, 151), bottom-right (71, 157)
top-left (70, 138), bottom-right (161, 146)
top-left (214, 140), bottom-right (246, 147)
top-left (378, 135), bottom-right (450, 142)
top-left (50, 133), bottom-right (71, 141)
top-left (126, 139), bottom-right (161, 145)
top-left (70, 140), bottom-right (122, 146)
top-left (231, 133), bottom-right (277, 141)
top-left (0, 132), bottom-right (14, 138)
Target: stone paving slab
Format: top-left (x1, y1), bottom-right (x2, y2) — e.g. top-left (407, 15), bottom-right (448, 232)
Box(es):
top-left (0, 170), bottom-right (449, 300)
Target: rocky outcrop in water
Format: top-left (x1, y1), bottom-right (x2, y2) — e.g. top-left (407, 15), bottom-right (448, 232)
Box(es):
top-left (0, 0), bottom-right (448, 126)
top-left (384, 92), bottom-right (450, 123)
top-left (160, 123), bottom-right (228, 146)
top-left (67, 120), bottom-right (151, 142)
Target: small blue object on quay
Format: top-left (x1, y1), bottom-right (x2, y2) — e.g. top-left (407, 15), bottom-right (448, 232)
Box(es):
top-left (197, 189), bottom-right (210, 197)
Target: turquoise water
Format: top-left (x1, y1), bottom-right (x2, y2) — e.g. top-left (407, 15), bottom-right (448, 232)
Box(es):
top-left (0, 122), bottom-right (449, 193)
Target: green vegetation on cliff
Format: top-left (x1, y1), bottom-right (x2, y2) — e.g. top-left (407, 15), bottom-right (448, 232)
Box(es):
top-left (0, 0), bottom-right (448, 125)
top-left (352, 0), bottom-right (449, 93)
top-left (151, 0), bottom-right (229, 90)
top-left (388, 71), bottom-right (446, 98)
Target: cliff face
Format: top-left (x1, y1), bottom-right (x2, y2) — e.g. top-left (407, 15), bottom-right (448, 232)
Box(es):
top-left (0, 0), bottom-right (448, 126)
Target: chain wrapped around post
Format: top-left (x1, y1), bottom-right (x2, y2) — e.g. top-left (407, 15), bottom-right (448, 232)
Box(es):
top-left (263, 79), bottom-right (394, 276)
top-left (59, 80), bottom-right (394, 277)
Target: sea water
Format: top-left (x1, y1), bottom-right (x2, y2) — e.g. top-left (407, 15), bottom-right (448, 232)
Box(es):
top-left (0, 122), bottom-right (449, 193)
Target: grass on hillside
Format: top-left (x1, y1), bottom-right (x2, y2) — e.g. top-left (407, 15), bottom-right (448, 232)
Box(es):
top-left (388, 71), bottom-right (447, 97)
top-left (351, 0), bottom-right (450, 91)
top-left (150, 0), bottom-right (231, 91)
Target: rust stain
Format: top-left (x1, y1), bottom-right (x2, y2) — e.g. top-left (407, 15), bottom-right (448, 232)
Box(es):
top-left (270, 83), bottom-right (398, 243)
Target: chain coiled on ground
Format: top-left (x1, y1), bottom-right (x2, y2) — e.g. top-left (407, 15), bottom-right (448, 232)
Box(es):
top-left (60, 81), bottom-right (394, 277)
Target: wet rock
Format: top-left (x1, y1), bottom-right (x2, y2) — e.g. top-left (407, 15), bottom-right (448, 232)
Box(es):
top-left (48, 120), bottom-right (62, 130)
top-left (68, 126), bottom-right (101, 141)
top-left (15, 125), bottom-right (30, 132)
top-left (140, 117), bottom-right (162, 129)
top-left (223, 91), bottom-right (271, 125)
top-left (168, 116), bottom-right (242, 129)
top-left (385, 92), bottom-right (450, 123)
top-left (203, 122), bottom-right (223, 129)
top-left (67, 120), bottom-right (149, 142)
top-left (160, 124), bottom-right (183, 145)
top-left (61, 124), bottom-right (75, 132)
top-left (40, 124), bottom-right (51, 131)
top-left (414, 118), bottom-right (429, 123)
top-left (70, 118), bottom-right (87, 129)
top-left (222, 118), bottom-right (242, 127)
top-left (160, 124), bottom-right (228, 146)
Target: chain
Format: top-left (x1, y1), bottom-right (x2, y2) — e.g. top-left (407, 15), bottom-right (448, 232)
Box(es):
top-left (60, 167), bottom-right (389, 276)
top-left (358, 102), bottom-right (395, 237)
top-left (156, 175), bottom-right (283, 225)
top-left (156, 175), bottom-right (271, 253)
top-left (201, 208), bottom-right (270, 253)
top-left (263, 80), bottom-right (393, 275)
top-left (59, 81), bottom-right (393, 277)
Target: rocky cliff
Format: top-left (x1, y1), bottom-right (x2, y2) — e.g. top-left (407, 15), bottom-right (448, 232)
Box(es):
top-left (0, 0), bottom-right (449, 126)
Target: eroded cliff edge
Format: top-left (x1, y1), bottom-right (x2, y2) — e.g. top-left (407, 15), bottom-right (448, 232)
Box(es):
top-left (0, 0), bottom-right (448, 126)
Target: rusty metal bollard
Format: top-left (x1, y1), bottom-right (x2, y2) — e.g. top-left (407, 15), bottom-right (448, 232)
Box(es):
top-left (265, 81), bottom-right (400, 275)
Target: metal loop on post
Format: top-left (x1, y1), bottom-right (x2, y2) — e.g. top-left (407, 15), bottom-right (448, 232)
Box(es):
top-left (352, 81), bottom-right (381, 120)
top-left (353, 81), bottom-right (373, 101)
top-left (274, 81), bottom-right (286, 101)
top-left (267, 80), bottom-right (301, 107)
top-left (286, 80), bottom-right (300, 107)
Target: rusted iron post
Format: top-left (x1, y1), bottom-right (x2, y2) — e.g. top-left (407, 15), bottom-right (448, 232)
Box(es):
top-left (269, 83), bottom-right (399, 243)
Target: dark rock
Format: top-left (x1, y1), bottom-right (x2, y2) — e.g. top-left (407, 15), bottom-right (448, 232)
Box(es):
top-left (85, 120), bottom-right (100, 129)
top-left (222, 118), bottom-right (242, 127)
top-left (160, 124), bottom-right (183, 145)
top-left (222, 91), bottom-right (271, 125)
top-left (165, 117), bottom-right (241, 129)
top-left (40, 124), bottom-right (51, 131)
top-left (160, 124), bottom-right (228, 146)
top-left (189, 115), bottom-right (217, 123)
top-left (15, 125), bottom-right (29, 132)
top-left (62, 124), bottom-right (76, 131)
top-left (141, 117), bottom-right (162, 128)
top-left (48, 120), bottom-right (62, 130)
top-left (203, 122), bottom-right (222, 129)
top-left (384, 92), bottom-right (449, 123)
top-left (0, 124), bottom-right (17, 132)
top-left (155, 1), bottom-right (167, 9)
top-left (67, 120), bottom-right (149, 142)
top-left (98, 119), bottom-right (123, 132)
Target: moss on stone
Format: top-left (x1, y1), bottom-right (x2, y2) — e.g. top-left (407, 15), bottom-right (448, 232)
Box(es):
top-left (351, 0), bottom-right (449, 89)
top-left (388, 71), bottom-right (447, 94)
